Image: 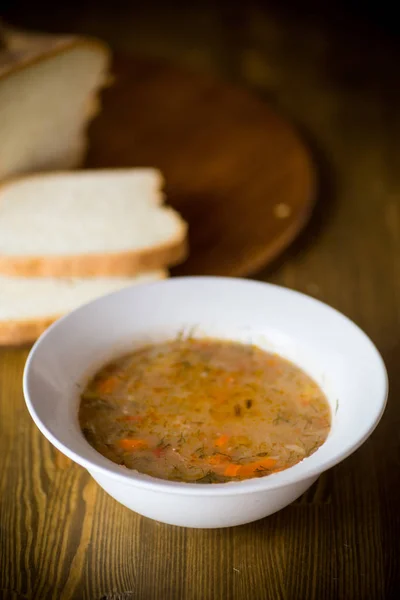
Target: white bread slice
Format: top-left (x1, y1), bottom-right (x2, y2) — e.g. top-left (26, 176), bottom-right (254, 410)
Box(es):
top-left (0, 26), bottom-right (110, 179)
top-left (0, 270), bottom-right (166, 345)
top-left (0, 169), bottom-right (188, 277)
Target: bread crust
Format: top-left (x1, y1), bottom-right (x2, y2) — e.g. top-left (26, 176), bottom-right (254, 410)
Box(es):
top-left (0, 315), bottom-right (59, 346)
top-left (0, 270), bottom-right (168, 345)
top-left (0, 33), bottom-right (111, 79)
top-left (0, 167), bottom-right (187, 276)
top-left (0, 234), bottom-right (187, 277)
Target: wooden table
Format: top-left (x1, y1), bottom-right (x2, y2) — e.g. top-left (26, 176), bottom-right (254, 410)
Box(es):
top-left (1, 3), bottom-right (400, 599)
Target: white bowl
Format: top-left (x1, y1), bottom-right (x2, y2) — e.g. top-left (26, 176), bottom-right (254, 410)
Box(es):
top-left (23, 277), bottom-right (388, 528)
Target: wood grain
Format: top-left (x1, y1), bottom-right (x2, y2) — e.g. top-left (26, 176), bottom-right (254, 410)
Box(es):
top-left (1, 2), bottom-right (400, 599)
top-left (87, 55), bottom-right (315, 277)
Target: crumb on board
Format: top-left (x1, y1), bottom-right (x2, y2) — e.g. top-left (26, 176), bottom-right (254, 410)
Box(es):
top-left (305, 283), bottom-right (320, 296)
top-left (274, 202), bottom-right (291, 219)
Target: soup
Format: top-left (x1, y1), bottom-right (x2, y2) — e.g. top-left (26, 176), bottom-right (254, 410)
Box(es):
top-left (79, 338), bottom-right (331, 483)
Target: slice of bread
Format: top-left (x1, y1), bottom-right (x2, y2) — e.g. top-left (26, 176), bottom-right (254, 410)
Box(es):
top-left (0, 270), bottom-right (166, 345)
top-left (0, 25), bottom-right (110, 179)
top-left (0, 169), bottom-right (188, 277)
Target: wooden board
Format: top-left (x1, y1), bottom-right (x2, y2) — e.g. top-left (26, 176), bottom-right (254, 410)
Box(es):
top-left (87, 56), bottom-right (316, 276)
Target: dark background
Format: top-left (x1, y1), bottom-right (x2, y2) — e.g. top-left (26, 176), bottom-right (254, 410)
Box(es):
top-left (2, 0), bottom-right (400, 40)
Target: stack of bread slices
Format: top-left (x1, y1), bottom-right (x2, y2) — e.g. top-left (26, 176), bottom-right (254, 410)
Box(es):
top-left (0, 27), bottom-right (188, 345)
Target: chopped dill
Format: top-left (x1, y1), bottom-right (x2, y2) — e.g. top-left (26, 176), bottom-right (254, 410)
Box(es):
top-left (195, 471), bottom-right (222, 484)
top-left (234, 404), bottom-right (242, 417)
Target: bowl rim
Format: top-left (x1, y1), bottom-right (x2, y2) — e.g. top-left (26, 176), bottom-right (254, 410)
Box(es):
top-left (23, 276), bottom-right (389, 496)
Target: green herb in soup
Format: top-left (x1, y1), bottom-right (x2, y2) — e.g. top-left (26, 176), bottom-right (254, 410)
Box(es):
top-left (79, 338), bottom-right (331, 483)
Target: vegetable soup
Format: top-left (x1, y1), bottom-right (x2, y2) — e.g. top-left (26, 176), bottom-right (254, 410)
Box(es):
top-left (79, 338), bottom-right (331, 483)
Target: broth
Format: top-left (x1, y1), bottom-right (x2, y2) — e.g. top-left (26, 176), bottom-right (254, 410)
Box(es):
top-left (79, 338), bottom-right (331, 483)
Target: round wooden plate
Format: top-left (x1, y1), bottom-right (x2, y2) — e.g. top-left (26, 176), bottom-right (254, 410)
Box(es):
top-left (87, 56), bottom-right (316, 276)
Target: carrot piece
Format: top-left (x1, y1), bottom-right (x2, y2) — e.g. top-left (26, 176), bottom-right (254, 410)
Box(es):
top-left (237, 464), bottom-right (256, 477)
top-left (224, 464), bottom-right (241, 477)
top-left (257, 457), bottom-right (277, 470)
top-left (153, 448), bottom-right (166, 458)
top-left (117, 439), bottom-right (148, 451)
top-left (215, 434), bottom-right (229, 447)
top-left (97, 376), bottom-right (119, 395)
